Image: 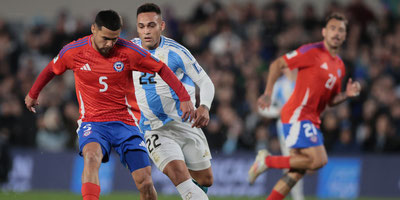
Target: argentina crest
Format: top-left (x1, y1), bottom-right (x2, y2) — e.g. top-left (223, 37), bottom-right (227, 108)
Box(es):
top-left (113, 61), bottom-right (124, 72)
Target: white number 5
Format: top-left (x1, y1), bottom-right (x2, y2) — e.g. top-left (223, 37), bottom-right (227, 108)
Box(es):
top-left (99, 76), bottom-right (108, 92)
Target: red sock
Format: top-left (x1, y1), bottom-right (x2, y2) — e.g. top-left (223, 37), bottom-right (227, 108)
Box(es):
top-left (265, 156), bottom-right (290, 169)
top-left (266, 189), bottom-right (285, 200)
top-left (82, 182), bottom-right (101, 200)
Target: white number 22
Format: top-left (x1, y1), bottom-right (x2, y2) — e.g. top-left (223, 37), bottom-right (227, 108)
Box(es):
top-left (99, 76), bottom-right (108, 92)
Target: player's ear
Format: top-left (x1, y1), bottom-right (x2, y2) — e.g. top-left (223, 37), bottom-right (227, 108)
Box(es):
top-left (322, 27), bottom-right (326, 38)
top-left (91, 24), bottom-right (100, 34)
top-left (161, 21), bottom-right (166, 31)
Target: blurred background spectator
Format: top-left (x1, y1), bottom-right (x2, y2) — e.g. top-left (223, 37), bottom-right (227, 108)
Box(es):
top-left (0, 0), bottom-right (399, 157)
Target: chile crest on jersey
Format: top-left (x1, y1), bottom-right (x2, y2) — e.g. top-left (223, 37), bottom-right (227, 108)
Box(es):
top-left (113, 61), bottom-right (124, 72)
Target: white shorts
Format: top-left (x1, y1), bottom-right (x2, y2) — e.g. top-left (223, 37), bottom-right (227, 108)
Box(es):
top-left (144, 121), bottom-right (212, 172)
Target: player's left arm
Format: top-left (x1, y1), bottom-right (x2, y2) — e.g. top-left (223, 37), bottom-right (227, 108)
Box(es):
top-left (329, 78), bottom-right (361, 106)
top-left (178, 49), bottom-right (215, 128)
top-left (192, 72), bottom-right (214, 128)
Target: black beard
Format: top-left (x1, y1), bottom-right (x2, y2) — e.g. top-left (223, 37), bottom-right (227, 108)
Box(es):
top-left (94, 41), bottom-right (111, 56)
top-left (100, 48), bottom-right (111, 56)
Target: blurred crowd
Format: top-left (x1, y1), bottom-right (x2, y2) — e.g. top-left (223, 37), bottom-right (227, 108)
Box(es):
top-left (1, 0), bottom-right (400, 159)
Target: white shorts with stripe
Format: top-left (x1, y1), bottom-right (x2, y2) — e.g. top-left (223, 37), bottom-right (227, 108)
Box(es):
top-left (144, 121), bottom-right (212, 172)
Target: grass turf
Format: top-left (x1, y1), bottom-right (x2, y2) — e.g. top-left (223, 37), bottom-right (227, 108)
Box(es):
top-left (0, 191), bottom-right (398, 200)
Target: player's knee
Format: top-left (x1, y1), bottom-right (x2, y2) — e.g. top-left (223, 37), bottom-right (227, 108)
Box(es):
top-left (309, 163), bottom-right (321, 170)
top-left (320, 157), bottom-right (328, 167)
top-left (136, 177), bottom-right (154, 193)
top-left (196, 174), bottom-right (213, 187)
top-left (309, 159), bottom-right (327, 170)
top-left (83, 151), bottom-right (102, 168)
top-left (164, 164), bottom-right (191, 184)
top-left (303, 157), bottom-right (313, 168)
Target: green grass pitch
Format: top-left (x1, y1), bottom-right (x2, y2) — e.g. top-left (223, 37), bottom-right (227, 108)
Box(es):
top-left (0, 191), bottom-right (398, 200)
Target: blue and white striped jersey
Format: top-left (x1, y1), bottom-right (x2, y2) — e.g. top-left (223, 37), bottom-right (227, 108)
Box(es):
top-left (259, 75), bottom-right (295, 119)
top-left (131, 36), bottom-right (207, 132)
top-left (271, 76), bottom-right (295, 112)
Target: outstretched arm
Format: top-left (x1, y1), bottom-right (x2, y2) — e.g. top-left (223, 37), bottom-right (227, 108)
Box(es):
top-left (25, 62), bottom-right (56, 113)
top-left (329, 78), bottom-right (361, 106)
top-left (258, 57), bottom-right (288, 109)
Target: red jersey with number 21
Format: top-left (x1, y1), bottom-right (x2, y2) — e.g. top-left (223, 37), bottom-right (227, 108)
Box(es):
top-left (281, 42), bottom-right (345, 128)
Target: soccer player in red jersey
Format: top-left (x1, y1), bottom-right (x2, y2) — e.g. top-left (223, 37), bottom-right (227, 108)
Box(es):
top-left (248, 13), bottom-right (361, 200)
top-left (24, 10), bottom-right (194, 200)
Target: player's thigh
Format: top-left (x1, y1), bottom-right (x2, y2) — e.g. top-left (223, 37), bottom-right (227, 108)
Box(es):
top-left (299, 145), bottom-right (328, 170)
top-left (77, 122), bottom-right (111, 162)
top-left (144, 128), bottom-right (184, 172)
top-left (174, 123), bottom-right (212, 171)
top-left (109, 122), bottom-right (150, 172)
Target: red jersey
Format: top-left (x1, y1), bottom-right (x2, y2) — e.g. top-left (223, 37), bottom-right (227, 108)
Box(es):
top-left (281, 42), bottom-right (345, 128)
top-left (29, 35), bottom-right (189, 126)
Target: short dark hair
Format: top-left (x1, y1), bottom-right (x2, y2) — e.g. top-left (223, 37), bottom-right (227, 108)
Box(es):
top-left (95, 10), bottom-right (122, 31)
top-left (324, 12), bottom-right (348, 27)
top-left (137, 3), bottom-right (162, 17)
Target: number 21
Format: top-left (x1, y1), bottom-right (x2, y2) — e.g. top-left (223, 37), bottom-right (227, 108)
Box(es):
top-left (325, 73), bottom-right (336, 90)
top-left (303, 123), bottom-right (317, 138)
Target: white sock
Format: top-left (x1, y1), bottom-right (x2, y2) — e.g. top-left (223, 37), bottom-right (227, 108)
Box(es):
top-left (176, 179), bottom-right (208, 200)
top-left (291, 179), bottom-right (304, 200)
